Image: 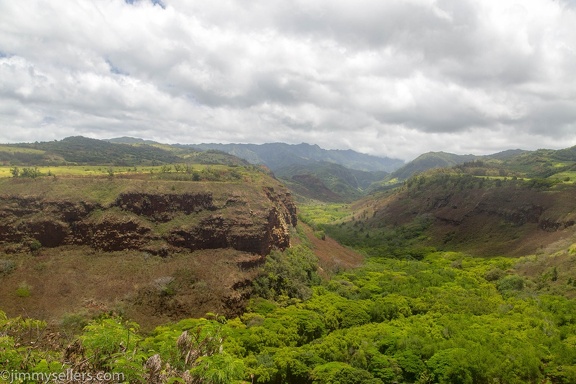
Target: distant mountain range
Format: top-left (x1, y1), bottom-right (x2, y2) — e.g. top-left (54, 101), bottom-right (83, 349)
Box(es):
top-left (176, 142), bottom-right (404, 173)
top-left (330, 144), bottom-right (576, 257)
top-left (4, 135), bottom-right (576, 202)
top-left (111, 139), bottom-right (407, 201)
top-left (388, 149), bottom-right (527, 181)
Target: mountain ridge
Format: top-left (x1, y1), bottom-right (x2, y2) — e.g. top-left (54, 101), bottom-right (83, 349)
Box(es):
top-left (176, 142), bottom-right (404, 173)
top-left (5, 136), bottom-right (576, 203)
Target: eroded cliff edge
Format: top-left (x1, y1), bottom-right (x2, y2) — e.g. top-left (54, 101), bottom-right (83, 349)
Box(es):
top-left (0, 179), bottom-right (297, 256)
top-left (0, 176), bottom-right (299, 325)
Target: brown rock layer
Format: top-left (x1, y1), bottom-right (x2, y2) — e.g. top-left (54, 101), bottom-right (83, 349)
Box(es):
top-left (0, 187), bottom-right (297, 255)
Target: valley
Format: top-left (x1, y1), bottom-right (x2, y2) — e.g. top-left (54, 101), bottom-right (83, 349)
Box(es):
top-left (2, 137), bottom-right (576, 383)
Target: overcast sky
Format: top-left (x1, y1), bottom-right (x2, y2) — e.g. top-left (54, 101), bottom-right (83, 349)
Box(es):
top-left (1, 0), bottom-right (576, 160)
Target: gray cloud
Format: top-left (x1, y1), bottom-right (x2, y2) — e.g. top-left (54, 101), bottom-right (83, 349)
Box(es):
top-left (0, 0), bottom-right (576, 161)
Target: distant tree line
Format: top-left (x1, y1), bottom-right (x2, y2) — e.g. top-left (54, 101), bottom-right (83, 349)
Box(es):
top-left (10, 167), bottom-right (48, 179)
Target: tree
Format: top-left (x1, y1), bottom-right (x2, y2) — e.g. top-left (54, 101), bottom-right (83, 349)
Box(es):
top-left (190, 353), bottom-right (245, 383)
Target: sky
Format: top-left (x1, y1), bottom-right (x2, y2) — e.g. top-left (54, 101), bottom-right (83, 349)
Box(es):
top-left (1, 0), bottom-right (576, 161)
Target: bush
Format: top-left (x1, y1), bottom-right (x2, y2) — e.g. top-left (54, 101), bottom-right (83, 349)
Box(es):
top-left (0, 259), bottom-right (16, 276)
top-left (311, 362), bottom-right (382, 384)
top-left (16, 282), bottom-right (31, 297)
top-left (497, 275), bottom-right (525, 293)
top-left (484, 268), bottom-right (505, 282)
top-left (60, 312), bottom-right (90, 336)
top-left (28, 239), bottom-right (42, 252)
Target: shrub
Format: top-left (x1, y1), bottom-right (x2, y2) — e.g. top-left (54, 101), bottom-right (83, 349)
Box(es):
top-left (496, 275), bottom-right (525, 293)
top-left (28, 239), bottom-right (42, 252)
top-left (60, 312), bottom-right (90, 336)
top-left (0, 259), bottom-right (16, 276)
top-left (16, 282), bottom-right (31, 297)
top-left (484, 268), bottom-right (505, 282)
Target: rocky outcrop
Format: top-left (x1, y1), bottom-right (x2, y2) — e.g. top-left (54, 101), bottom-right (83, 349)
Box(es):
top-left (24, 219), bottom-right (70, 247)
top-left (427, 189), bottom-right (574, 231)
top-left (0, 186), bottom-right (297, 255)
top-left (539, 218), bottom-right (576, 232)
top-left (81, 218), bottom-right (153, 251)
top-left (165, 204), bottom-right (293, 255)
top-left (114, 193), bottom-right (216, 222)
top-left (368, 183), bottom-right (576, 255)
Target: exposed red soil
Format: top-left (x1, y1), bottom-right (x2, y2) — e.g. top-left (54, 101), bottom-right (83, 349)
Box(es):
top-left (300, 223), bottom-right (364, 275)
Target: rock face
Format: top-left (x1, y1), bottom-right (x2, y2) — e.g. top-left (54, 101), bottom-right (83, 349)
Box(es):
top-left (115, 193), bottom-right (217, 221)
top-left (366, 182), bottom-right (576, 256)
top-left (0, 186), bottom-right (297, 256)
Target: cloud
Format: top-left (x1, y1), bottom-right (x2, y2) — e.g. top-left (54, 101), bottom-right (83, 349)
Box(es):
top-left (0, 0), bottom-right (575, 160)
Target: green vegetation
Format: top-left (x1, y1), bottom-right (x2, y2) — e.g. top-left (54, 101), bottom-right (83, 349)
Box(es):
top-left (4, 246), bottom-right (576, 383)
top-left (0, 163), bottom-right (257, 181)
top-left (299, 203), bottom-right (351, 227)
top-left (4, 138), bottom-right (576, 383)
top-left (0, 259), bottom-right (16, 276)
top-left (253, 245), bottom-right (321, 302)
top-left (0, 136), bottom-right (254, 168)
top-left (15, 282), bottom-right (32, 298)
top-left (384, 145), bottom-right (576, 186)
top-left (276, 162), bottom-right (388, 202)
top-left (324, 213), bottom-right (434, 259)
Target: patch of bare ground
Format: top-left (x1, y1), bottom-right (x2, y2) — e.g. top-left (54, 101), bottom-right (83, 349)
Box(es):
top-left (0, 246), bottom-right (263, 331)
top-left (299, 223), bottom-right (364, 276)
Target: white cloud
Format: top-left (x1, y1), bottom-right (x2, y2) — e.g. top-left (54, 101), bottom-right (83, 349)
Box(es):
top-left (0, 0), bottom-right (576, 160)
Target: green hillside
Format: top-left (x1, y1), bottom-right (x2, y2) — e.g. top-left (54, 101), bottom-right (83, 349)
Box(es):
top-left (390, 151), bottom-right (478, 181)
top-left (4, 138), bottom-right (576, 383)
top-left (276, 162), bottom-right (388, 202)
top-left (0, 136), bottom-right (255, 168)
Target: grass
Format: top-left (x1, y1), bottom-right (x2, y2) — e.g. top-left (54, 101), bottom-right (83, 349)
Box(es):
top-left (0, 164), bottom-right (263, 182)
top-left (0, 145), bottom-right (46, 155)
top-left (0, 165), bottom-right (274, 207)
top-left (547, 171), bottom-right (576, 183)
top-left (0, 165), bottom-right (160, 177)
top-left (16, 282), bottom-right (32, 298)
top-left (298, 203), bottom-right (352, 227)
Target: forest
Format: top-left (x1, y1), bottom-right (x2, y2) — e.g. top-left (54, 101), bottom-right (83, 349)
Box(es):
top-left (3, 215), bottom-right (576, 383)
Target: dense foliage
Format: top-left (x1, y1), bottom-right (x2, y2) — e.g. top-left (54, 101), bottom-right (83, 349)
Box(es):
top-left (4, 138), bottom-right (576, 382)
top-left (3, 242), bottom-right (576, 383)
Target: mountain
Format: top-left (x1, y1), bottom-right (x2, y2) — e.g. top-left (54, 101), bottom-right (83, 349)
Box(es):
top-left (180, 142), bottom-right (404, 173)
top-left (328, 145), bottom-right (576, 257)
top-left (0, 136), bottom-right (252, 167)
top-left (389, 151), bottom-right (477, 181)
top-left (276, 162), bottom-right (388, 202)
top-left (0, 137), bottom-right (399, 201)
top-left (4, 136), bottom-right (181, 166)
top-left (388, 149), bottom-right (530, 182)
top-left (178, 142), bottom-right (404, 201)
top-left (486, 148), bottom-right (527, 160)
top-left (106, 136), bottom-right (160, 145)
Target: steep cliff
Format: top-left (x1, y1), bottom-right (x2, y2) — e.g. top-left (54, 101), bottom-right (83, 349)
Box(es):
top-left (353, 180), bottom-right (576, 256)
top-left (0, 178), bottom-right (297, 256)
top-left (0, 175), bottom-right (299, 326)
